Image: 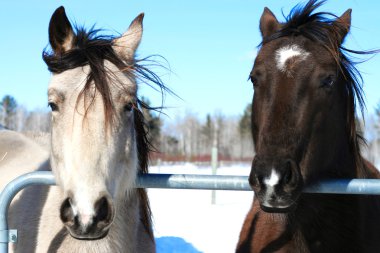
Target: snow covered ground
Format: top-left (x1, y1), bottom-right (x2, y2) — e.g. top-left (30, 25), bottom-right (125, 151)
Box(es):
top-left (148, 163), bottom-right (253, 253)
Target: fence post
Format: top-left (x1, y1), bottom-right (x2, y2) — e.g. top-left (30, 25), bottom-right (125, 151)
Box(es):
top-left (211, 146), bottom-right (218, 205)
top-left (211, 120), bottom-right (219, 205)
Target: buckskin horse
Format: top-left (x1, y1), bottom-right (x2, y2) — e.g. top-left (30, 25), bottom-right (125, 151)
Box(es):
top-left (0, 6), bottom-right (171, 253)
top-left (236, 0), bottom-right (380, 252)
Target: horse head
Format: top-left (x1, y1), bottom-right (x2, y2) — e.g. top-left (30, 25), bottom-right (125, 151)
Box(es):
top-left (248, 0), bottom-right (364, 213)
top-left (45, 7), bottom-right (146, 239)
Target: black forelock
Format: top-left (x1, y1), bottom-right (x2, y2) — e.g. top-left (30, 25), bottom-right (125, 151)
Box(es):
top-left (43, 27), bottom-right (126, 73)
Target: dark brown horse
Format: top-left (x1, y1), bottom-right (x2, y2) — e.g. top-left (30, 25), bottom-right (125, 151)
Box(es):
top-left (236, 1), bottom-right (380, 252)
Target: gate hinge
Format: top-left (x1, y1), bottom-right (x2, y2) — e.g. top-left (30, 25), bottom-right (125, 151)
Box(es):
top-left (0, 229), bottom-right (17, 243)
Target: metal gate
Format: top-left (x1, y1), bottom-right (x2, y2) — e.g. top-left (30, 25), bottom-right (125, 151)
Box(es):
top-left (2, 171), bottom-right (380, 252)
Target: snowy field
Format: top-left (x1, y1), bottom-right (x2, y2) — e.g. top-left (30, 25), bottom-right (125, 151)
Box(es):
top-left (148, 163), bottom-right (253, 253)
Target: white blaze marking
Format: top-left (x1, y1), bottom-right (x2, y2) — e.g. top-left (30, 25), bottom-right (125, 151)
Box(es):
top-left (275, 45), bottom-right (310, 72)
top-left (264, 169), bottom-right (280, 187)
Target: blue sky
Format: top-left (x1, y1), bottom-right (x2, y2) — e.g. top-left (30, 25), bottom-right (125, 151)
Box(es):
top-left (0, 0), bottom-right (379, 120)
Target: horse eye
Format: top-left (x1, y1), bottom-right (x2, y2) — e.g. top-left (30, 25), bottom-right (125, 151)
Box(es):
top-left (123, 102), bottom-right (133, 112)
top-left (321, 75), bottom-right (336, 88)
top-left (48, 102), bottom-right (59, 112)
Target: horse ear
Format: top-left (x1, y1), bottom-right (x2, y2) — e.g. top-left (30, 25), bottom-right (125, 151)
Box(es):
top-left (113, 13), bottom-right (144, 60)
top-left (260, 7), bottom-right (281, 38)
top-left (49, 6), bottom-right (75, 55)
top-left (333, 9), bottom-right (352, 44)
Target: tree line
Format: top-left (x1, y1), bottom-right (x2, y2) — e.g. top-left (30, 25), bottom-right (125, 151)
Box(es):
top-left (0, 95), bottom-right (50, 132)
top-left (156, 105), bottom-right (253, 162)
top-left (1, 95), bottom-right (379, 165)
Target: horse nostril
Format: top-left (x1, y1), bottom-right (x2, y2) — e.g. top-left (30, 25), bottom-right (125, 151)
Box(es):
top-left (284, 168), bottom-right (293, 184)
top-left (60, 197), bottom-right (75, 224)
top-left (94, 196), bottom-right (114, 225)
top-left (249, 170), bottom-right (262, 188)
top-left (282, 159), bottom-right (301, 188)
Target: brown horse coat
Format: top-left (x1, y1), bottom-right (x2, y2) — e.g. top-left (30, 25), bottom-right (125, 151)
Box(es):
top-left (237, 1), bottom-right (380, 252)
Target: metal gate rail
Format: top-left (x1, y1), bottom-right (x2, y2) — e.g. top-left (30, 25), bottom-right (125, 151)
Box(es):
top-left (2, 171), bottom-right (380, 252)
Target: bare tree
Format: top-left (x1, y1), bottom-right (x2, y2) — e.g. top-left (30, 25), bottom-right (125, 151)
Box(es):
top-left (158, 108), bottom-right (255, 162)
top-left (23, 110), bottom-right (51, 132)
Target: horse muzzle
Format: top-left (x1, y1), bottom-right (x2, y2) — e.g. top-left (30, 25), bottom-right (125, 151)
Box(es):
top-left (60, 195), bottom-right (115, 240)
top-left (249, 156), bottom-right (303, 213)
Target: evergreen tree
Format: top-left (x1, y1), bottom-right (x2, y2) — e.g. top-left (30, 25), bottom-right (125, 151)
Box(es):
top-left (0, 95), bottom-right (18, 129)
top-left (239, 103), bottom-right (251, 137)
top-left (201, 114), bottom-right (214, 152)
top-left (238, 103), bottom-right (253, 158)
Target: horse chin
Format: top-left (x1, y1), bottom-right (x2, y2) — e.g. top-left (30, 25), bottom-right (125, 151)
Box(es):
top-left (67, 229), bottom-right (109, 241)
top-left (260, 203), bottom-right (296, 213)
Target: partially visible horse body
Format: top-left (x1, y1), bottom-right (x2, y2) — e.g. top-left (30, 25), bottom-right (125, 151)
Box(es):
top-left (0, 6), bottom-right (167, 253)
top-left (237, 1), bottom-right (380, 252)
top-left (0, 131), bottom-right (50, 195)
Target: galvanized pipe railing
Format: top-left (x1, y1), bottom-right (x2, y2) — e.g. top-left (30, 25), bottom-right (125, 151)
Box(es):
top-left (0, 172), bottom-right (55, 253)
top-left (137, 174), bottom-right (380, 194)
top-left (2, 171), bottom-right (380, 253)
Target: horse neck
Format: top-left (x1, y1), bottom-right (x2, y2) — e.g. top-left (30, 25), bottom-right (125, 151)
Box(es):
top-left (333, 134), bottom-right (358, 178)
top-left (97, 189), bottom-right (142, 252)
top-left (115, 187), bottom-right (140, 227)
top-left (311, 117), bottom-right (360, 180)
top-left (237, 199), bottom-right (309, 253)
